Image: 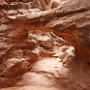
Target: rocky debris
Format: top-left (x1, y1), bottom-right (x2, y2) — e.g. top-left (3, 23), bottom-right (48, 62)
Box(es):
top-left (28, 29), bottom-right (54, 49)
top-left (60, 46), bottom-right (75, 67)
top-left (0, 0), bottom-right (90, 90)
top-left (0, 25), bottom-right (78, 89)
top-left (2, 58), bottom-right (29, 77)
top-left (38, 38), bottom-right (53, 49)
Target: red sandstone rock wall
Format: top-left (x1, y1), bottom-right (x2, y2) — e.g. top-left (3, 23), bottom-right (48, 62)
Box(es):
top-left (0, 0), bottom-right (90, 90)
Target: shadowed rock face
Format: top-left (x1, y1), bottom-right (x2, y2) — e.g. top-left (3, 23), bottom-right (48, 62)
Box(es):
top-left (0, 0), bottom-right (90, 90)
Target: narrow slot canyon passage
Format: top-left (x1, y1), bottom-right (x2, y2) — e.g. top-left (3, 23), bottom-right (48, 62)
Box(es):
top-left (0, 0), bottom-right (90, 90)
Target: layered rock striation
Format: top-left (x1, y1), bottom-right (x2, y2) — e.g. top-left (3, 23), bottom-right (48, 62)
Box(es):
top-left (0, 0), bottom-right (90, 90)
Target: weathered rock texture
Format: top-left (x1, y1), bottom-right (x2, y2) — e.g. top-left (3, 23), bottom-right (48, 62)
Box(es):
top-left (0, 0), bottom-right (90, 90)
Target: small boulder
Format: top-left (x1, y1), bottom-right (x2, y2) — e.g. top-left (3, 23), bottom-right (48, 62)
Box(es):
top-left (2, 58), bottom-right (29, 77)
top-left (39, 37), bottom-right (54, 49)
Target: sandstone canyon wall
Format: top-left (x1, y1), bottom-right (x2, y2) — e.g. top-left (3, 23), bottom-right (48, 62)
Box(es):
top-left (0, 0), bottom-right (90, 90)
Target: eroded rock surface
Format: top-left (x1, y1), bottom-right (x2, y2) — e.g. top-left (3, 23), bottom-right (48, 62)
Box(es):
top-left (0, 86), bottom-right (60, 90)
top-left (0, 0), bottom-right (90, 90)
